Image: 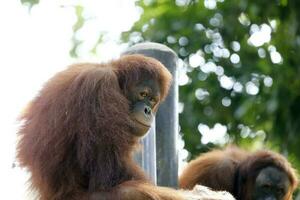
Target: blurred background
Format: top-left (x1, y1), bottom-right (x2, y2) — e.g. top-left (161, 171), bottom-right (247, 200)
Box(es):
top-left (0, 0), bottom-right (299, 198)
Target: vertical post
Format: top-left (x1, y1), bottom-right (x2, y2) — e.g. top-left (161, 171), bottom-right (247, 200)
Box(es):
top-left (139, 123), bottom-right (157, 184)
top-left (123, 42), bottom-right (179, 187)
top-left (125, 126), bottom-right (157, 184)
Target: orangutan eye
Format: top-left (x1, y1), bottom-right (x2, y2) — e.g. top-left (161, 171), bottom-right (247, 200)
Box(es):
top-left (149, 97), bottom-right (157, 103)
top-left (140, 91), bottom-right (148, 98)
top-left (262, 184), bottom-right (271, 190)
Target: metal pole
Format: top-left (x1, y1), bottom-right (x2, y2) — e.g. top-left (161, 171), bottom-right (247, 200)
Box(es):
top-left (131, 124), bottom-right (157, 184)
top-left (141, 123), bottom-right (157, 184)
top-left (123, 42), bottom-right (179, 187)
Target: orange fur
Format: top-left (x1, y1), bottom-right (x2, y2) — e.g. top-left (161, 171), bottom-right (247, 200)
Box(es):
top-left (17, 55), bottom-right (186, 200)
top-left (179, 147), bottom-right (247, 192)
top-left (179, 147), bottom-right (299, 200)
top-left (236, 150), bottom-right (298, 200)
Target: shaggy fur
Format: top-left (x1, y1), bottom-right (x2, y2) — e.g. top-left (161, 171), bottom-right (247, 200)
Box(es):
top-left (235, 150), bottom-right (298, 200)
top-left (179, 147), bottom-right (298, 200)
top-left (17, 55), bottom-right (189, 200)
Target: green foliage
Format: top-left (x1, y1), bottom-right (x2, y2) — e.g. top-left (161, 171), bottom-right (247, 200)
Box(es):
top-left (122, 0), bottom-right (300, 178)
top-left (70, 5), bottom-right (85, 57)
top-left (20, 0), bottom-right (39, 8)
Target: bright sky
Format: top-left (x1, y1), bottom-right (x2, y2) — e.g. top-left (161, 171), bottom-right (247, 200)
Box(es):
top-left (0, 0), bottom-right (139, 198)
